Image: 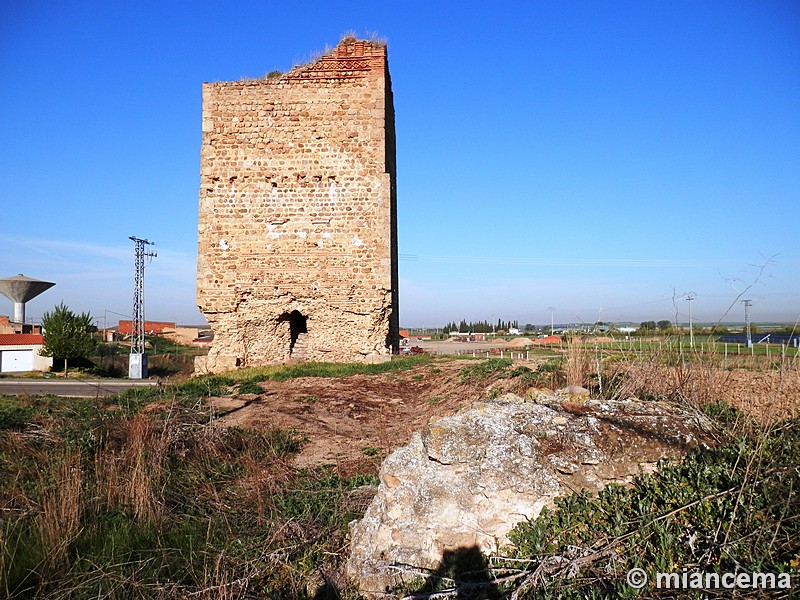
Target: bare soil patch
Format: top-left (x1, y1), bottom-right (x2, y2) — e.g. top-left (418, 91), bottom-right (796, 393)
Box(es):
top-left (212, 360), bottom-right (497, 473)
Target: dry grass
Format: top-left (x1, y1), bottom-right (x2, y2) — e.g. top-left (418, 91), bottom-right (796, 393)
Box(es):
top-left (36, 448), bottom-right (82, 570)
top-left (603, 350), bottom-right (730, 405)
top-left (0, 390), bottom-right (364, 598)
top-left (598, 343), bottom-right (800, 427)
top-left (564, 342), bottom-right (592, 388)
top-left (94, 412), bottom-right (168, 524)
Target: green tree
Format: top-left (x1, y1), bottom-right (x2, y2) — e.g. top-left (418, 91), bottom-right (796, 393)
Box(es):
top-left (639, 321), bottom-right (657, 331)
top-left (657, 320), bottom-right (672, 331)
top-left (41, 303), bottom-right (97, 373)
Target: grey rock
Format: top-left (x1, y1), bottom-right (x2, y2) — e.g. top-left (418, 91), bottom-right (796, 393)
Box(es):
top-left (346, 392), bottom-right (714, 597)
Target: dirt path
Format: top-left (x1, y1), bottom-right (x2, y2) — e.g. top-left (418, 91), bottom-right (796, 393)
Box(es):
top-left (211, 360), bottom-right (493, 473)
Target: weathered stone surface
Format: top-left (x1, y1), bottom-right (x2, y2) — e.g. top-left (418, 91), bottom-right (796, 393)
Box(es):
top-left (345, 392), bottom-right (714, 596)
top-left (196, 38), bottom-right (399, 372)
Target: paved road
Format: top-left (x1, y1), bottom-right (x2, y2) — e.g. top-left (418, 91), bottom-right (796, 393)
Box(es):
top-left (0, 378), bottom-right (159, 398)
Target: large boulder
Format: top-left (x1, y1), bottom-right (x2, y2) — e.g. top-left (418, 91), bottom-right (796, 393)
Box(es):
top-left (346, 391), bottom-right (715, 596)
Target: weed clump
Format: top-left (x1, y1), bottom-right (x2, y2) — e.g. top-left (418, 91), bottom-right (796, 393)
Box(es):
top-left (237, 379), bottom-right (263, 395)
top-left (459, 358), bottom-right (513, 382)
top-left (458, 358), bottom-right (564, 390)
top-left (0, 398), bottom-right (33, 430)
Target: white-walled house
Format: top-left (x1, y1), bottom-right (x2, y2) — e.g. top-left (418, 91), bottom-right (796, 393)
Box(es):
top-left (0, 334), bottom-right (53, 373)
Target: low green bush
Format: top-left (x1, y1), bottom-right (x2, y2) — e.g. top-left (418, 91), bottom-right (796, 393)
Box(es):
top-left (459, 358), bottom-right (513, 382)
top-left (0, 398), bottom-right (32, 431)
top-left (503, 413), bottom-right (800, 598)
top-left (237, 380), bottom-right (263, 395)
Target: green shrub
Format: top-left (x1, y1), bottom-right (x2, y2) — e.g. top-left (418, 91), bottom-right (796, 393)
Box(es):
top-left (459, 358), bottom-right (513, 382)
top-left (535, 359), bottom-right (561, 374)
top-left (172, 375), bottom-right (235, 401)
top-left (0, 399), bottom-right (32, 431)
top-left (504, 416), bottom-right (800, 598)
top-left (237, 380), bottom-right (263, 395)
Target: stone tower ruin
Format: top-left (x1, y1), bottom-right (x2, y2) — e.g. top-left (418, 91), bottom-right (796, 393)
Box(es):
top-left (196, 37), bottom-right (399, 372)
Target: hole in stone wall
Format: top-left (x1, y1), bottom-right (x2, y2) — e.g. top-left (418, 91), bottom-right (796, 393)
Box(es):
top-left (289, 311), bottom-right (307, 354)
top-left (279, 310), bottom-right (308, 357)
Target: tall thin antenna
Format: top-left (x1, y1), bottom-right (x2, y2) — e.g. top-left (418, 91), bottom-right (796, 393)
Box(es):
top-left (129, 236), bottom-right (156, 378)
top-left (742, 299), bottom-right (753, 349)
top-left (685, 292), bottom-right (696, 348)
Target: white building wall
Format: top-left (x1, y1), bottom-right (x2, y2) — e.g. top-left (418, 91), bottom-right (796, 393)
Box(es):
top-left (0, 344), bottom-right (53, 372)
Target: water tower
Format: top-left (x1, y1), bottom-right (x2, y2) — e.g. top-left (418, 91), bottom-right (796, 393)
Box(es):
top-left (0, 274), bottom-right (56, 324)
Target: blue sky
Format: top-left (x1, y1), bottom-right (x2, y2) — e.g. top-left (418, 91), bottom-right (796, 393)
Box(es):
top-left (1, 1), bottom-right (798, 329)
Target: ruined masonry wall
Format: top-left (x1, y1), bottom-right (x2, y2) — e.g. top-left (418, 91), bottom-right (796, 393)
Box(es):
top-left (196, 39), bottom-right (399, 372)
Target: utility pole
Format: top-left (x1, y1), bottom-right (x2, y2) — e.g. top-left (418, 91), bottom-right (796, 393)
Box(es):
top-left (685, 292), bottom-right (696, 348)
top-left (129, 236), bottom-right (156, 379)
top-left (548, 307), bottom-right (555, 335)
top-left (742, 299), bottom-right (753, 349)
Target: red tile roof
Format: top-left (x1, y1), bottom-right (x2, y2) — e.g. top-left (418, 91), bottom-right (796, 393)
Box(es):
top-left (117, 320), bottom-right (176, 335)
top-left (0, 334), bottom-right (45, 346)
top-left (531, 335), bottom-right (562, 346)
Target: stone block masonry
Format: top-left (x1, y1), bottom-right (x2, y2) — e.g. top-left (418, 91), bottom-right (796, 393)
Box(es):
top-left (196, 37), bottom-right (399, 373)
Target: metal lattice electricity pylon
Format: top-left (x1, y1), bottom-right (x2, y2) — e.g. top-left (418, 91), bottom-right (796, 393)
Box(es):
top-left (129, 236), bottom-right (157, 357)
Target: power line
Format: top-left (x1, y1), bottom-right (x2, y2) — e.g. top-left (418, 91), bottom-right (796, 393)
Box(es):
top-left (398, 254), bottom-right (763, 267)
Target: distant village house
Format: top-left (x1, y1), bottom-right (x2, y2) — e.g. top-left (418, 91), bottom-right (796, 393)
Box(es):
top-left (0, 333), bottom-right (52, 373)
